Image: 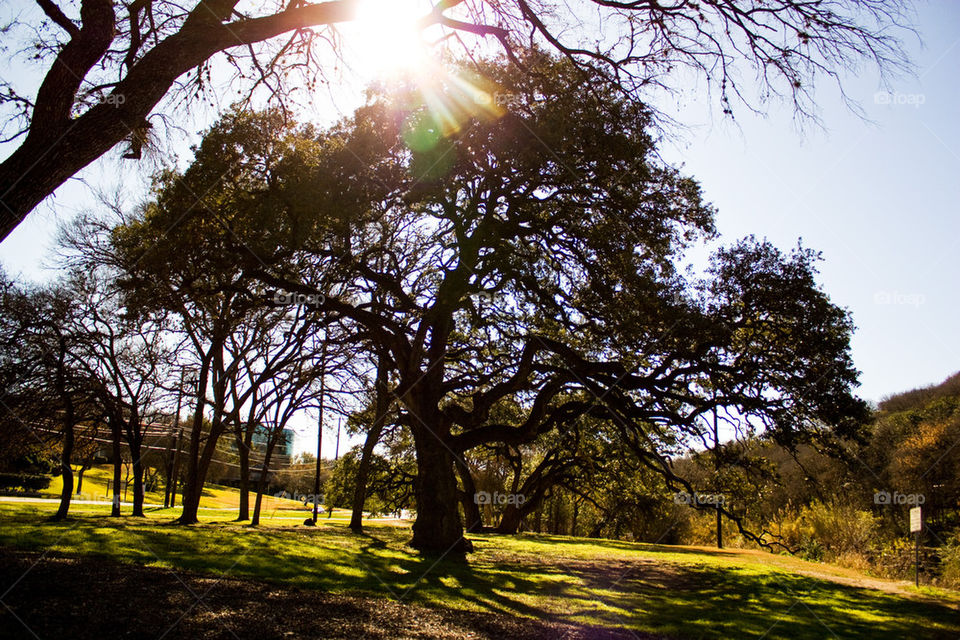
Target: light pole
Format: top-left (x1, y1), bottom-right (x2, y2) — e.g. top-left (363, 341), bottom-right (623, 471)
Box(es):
top-left (309, 339), bottom-right (327, 526)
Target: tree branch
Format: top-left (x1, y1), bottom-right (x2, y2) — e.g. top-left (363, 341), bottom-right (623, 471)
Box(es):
top-left (35, 0), bottom-right (80, 38)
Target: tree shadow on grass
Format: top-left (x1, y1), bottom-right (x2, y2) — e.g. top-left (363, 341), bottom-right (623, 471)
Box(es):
top-left (467, 548), bottom-right (960, 639)
top-left (2, 512), bottom-right (958, 639)
top-left (515, 532), bottom-right (748, 559)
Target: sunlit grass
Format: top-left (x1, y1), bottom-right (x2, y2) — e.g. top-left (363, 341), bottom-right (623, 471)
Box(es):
top-left (43, 464), bottom-right (309, 513)
top-left (1, 501), bottom-right (958, 638)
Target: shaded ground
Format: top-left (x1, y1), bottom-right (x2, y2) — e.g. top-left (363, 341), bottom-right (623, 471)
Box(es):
top-left (0, 549), bottom-right (647, 640)
top-left (2, 505), bottom-right (959, 639)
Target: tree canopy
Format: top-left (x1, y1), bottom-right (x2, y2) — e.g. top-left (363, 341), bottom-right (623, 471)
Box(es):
top-left (0, 0), bottom-right (913, 241)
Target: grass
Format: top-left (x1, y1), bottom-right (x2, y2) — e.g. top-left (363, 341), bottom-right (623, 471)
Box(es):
top-left (43, 464), bottom-right (308, 513)
top-left (1, 501), bottom-right (958, 639)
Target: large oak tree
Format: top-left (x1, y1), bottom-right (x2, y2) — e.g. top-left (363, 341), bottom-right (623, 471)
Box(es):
top-left (251, 54), bottom-right (868, 553)
top-left (94, 53), bottom-right (867, 553)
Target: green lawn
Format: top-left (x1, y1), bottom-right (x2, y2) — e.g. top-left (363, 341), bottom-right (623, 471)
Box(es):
top-left (45, 464), bottom-right (315, 513)
top-left (1, 501), bottom-right (957, 639)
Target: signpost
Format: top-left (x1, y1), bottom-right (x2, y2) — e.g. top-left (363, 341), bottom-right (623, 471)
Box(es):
top-left (910, 506), bottom-right (922, 587)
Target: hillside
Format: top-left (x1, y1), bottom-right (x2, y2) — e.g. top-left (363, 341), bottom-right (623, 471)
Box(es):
top-left (878, 371), bottom-right (960, 414)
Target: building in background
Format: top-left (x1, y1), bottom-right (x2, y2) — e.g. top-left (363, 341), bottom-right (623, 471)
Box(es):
top-left (251, 426), bottom-right (295, 459)
top-left (220, 425), bottom-right (297, 488)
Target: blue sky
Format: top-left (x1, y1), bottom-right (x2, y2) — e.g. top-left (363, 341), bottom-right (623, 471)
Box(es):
top-left (655, 0), bottom-right (960, 403)
top-left (1, 0), bottom-right (958, 429)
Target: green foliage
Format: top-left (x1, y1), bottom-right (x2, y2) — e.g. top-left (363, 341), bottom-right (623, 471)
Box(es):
top-left (775, 500), bottom-right (877, 558)
top-left (0, 472), bottom-right (52, 492)
top-left (0, 451), bottom-right (58, 476)
top-left (325, 446), bottom-right (415, 515)
top-left (939, 533), bottom-right (960, 589)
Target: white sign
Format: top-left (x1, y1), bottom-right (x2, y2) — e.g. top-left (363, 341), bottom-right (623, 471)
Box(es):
top-left (910, 506), bottom-right (922, 533)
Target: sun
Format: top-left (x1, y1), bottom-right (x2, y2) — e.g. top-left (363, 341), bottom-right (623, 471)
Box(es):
top-left (348, 0), bottom-right (433, 77)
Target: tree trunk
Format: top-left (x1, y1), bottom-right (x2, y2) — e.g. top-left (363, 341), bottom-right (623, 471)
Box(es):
top-left (350, 356), bottom-right (390, 533)
top-left (129, 438), bottom-right (145, 517)
top-left (169, 429), bottom-right (182, 508)
top-left (236, 393), bottom-right (257, 522)
top-left (455, 457), bottom-right (484, 533)
top-left (494, 480), bottom-right (550, 534)
top-left (75, 465), bottom-right (86, 496)
top-left (53, 417), bottom-right (74, 521)
top-left (179, 410), bottom-right (205, 523)
top-left (180, 340), bottom-right (244, 523)
top-left (410, 428), bottom-right (469, 554)
top-left (110, 415), bottom-right (122, 517)
top-left (494, 497), bottom-right (542, 534)
top-left (251, 482), bottom-right (265, 526)
top-left (181, 414), bottom-right (226, 523)
top-left (163, 455), bottom-right (173, 508)
top-left (163, 430), bottom-right (176, 508)
top-left (496, 504), bottom-right (525, 534)
top-left (236, 428), bottom-right (251, 522)
top-left (51, 336), bottom-right (75, 521)
top-left (179, 357), bottom-right (213, 524)
top-left (251, 437), bottom-right (278, 527)
top-left (552, 495), bottom-right (562, 535)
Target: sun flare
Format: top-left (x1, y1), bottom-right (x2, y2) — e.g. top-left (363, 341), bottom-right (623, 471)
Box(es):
top-left (349, 0), bottom-right (432, 76)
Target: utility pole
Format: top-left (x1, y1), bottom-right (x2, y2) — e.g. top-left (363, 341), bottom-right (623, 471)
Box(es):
top-left (169, 428), bottom-right (183, 508)
top-left (310, 339), bottom-right (327, 525)
top-left (328, 417), bottom-right (341, 519)
top-left (714, 400), bottom-right (722, 550)
top-left (170, 368), bottom-right (197, 509)
top-left (334, 417), bottom-right (341, 461)
top-left (164, 368), bottom-right (185, 508)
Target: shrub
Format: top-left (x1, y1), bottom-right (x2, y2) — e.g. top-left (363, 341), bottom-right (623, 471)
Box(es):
top-left (0, 473), bottom-right (52, 492)
top-left (805, 500), bottom-right (877, 555)
top-left (938, 532), bottom-right (960, 589)
top-left (871, 538), bottom-right (916, 580)
top-left (769, 500), bottom-right (877, 561)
